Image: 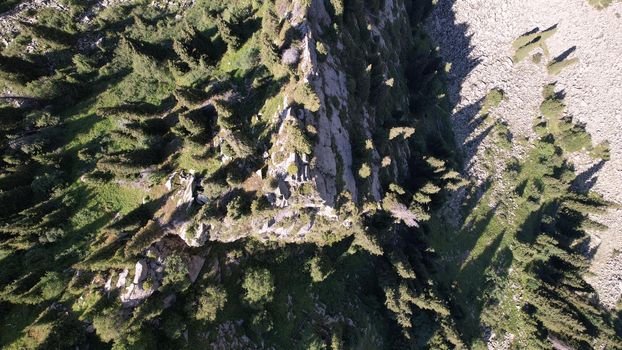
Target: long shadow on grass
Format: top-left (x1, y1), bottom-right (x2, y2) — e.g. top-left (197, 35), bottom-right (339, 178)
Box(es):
top-left (450, 231), bottom-right (507, 336)
top-left (432, 198), bottom-right (507, 341)
top-left (572, 159), bottom-right (606, 193)
top-left (424, 0), bottom-right (523, 343)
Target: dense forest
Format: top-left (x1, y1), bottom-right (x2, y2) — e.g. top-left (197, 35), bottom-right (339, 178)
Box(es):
top-left (0, 0), bottom-right (620, 349)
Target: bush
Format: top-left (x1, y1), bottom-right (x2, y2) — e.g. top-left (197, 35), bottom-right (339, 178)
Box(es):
top-left (358, 164), bottom-right (371, 179)
top-left (481, 88), bottom-right (505, 114)
top-left (25, 74), bottom-right (76, 100)
top-left (308, 254), bottom-right (334, 282)
top-left (242, 268), bottom-right (275, 307)
top-left (532, 53), bottom-right (543, 64)
top-left (283, 119), bottom-right (314, 155)
top-left (540, 97), bottom-right (565, 119)
top-left (124, 220), bottom-right (165, 257)
top-left (287, 163), bottom-right (299, 176)
top-left (292, 84), bottom-right (321, 112)
top-left (40, 271), bottom-right (65, 300)
top-left (512, 26), bottom-right (557, 63)
top-left (39, 228), bottom-right (65, 244)
top-left (250, 309), bottom-right (273, 334)
top-left (388, 127), bottom-right (416, 140)
top-left (178, 107), bottom-right (216, 135)
top-left (162, 312), bottom-right (186, 340)
top-left (31, 170), bottom-right (64, 196)
top-left (216, 16), bottom-right (240, 50)
top-left (226, 194), bottom-right (249, 219)
top-left (92, 309), bottom-right (122, 343)
top-left (163, 254), bottom-right (189, 287)
top-left (390, 251), bottom-right (417, 280)
top-left (196, 286), bottom-right (228, 321)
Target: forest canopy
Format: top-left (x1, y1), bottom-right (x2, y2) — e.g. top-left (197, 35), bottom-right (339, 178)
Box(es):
top-left (0, 0), bottom-right (620, 349)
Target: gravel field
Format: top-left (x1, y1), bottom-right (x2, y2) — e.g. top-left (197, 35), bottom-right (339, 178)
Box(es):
top-left (427, 0), bottom-right (622, 308)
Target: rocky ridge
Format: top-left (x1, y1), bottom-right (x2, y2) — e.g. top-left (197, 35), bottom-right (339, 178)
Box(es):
top-left (191, 0), bottom-right (414, 244)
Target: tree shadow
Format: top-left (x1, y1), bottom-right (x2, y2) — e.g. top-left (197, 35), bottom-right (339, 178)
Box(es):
top-left (462, 122), bottom-right (493, 166)
top-left (423, 0), bottom-right (526, 344)
top-left (450, 231), bottom-right (507, 337)
top-left (572, 159), bottom-right (605, 194)
top-left (551, 46), bottom-right (577, 63)
top-left (426, 1), bottom-right (481, 110)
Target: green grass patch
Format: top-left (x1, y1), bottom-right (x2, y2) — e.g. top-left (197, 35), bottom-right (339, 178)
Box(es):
top-left (547, 57), bottom-right (579, 75)
top-left (512, 26), bottom-right (557, 63)
top-left (215, 33), bottom-right (261, 79)
top-left (537, 84), bottom-right (597, 154)
top-left (588, 0), bottom-right (615, 9)
top-left (481, 88), bottom-right (505, 115)
top-left (67, 181), bottom-right (145, 235)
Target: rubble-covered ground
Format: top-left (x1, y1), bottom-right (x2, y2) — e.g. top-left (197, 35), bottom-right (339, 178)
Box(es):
top-left (427, 0), bottom-right (622, 347)
top-left (429, 0), bottom-right (622, 310)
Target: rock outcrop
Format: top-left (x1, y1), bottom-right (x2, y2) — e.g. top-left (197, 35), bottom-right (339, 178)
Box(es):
top-left (120, 259), bottom-right (158, 307)
top-left (158, 172), bottom-right (209, 246)
top-left (196, 0), bottom-right (416, 244)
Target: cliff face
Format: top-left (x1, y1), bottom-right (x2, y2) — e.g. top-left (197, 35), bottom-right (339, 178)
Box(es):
top-left (195, 0), bottom-right (421, 244)
top-left (299, 0), bottom-right (412, 205)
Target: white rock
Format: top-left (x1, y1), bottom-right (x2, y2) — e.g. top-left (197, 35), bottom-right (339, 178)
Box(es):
top-left (133, 260), bottom-right (148, 285)
top-left (116, 269), bottom-right (129, 288)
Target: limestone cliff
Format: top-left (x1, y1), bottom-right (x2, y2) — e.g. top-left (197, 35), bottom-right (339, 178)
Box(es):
top-left (185, 0), bottom-right (423, 245)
